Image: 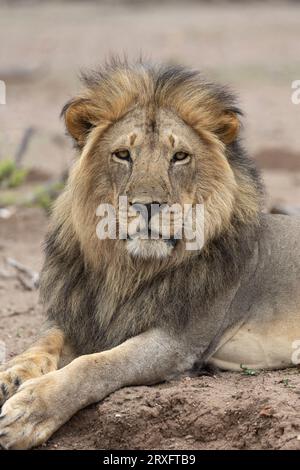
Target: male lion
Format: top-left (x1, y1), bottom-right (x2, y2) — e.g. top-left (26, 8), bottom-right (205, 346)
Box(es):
top-left (0, 60), bottom-right (300, 450)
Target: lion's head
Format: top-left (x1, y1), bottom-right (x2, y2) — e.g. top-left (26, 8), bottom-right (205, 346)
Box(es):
top-left (56, 59), bottom-right (262, 266)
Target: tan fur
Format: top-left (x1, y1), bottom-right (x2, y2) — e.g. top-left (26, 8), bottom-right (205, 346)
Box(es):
top-left (0, 328), bottom-right (65, 406)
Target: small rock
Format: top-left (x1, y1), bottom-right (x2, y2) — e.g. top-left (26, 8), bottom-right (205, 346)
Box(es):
top-left (259, 407), bottom-right (274, 417)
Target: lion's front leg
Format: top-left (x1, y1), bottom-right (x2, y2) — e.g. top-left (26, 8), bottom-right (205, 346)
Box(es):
top-left (0, 327), bottom-right (66, 407)
top-left (0, 328), bottom-right (196, 449)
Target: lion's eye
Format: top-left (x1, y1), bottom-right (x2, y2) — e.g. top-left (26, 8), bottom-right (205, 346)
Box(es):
top-left (112, 149), bottom-right (131, 162)
top-left (172, 152), bottom-right (190, 164)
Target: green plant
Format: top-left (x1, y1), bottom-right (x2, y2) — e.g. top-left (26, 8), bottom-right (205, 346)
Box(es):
top-left (240, 364), bottom-right (260, 376)
top-left (281, 378), bottom-right (295, 388)
top-left (0, 159), bottom-right (15, 182)
top-left (8, 168), bottom-right (28, 188)
top-left (0, 159), bottom-right (28, 188)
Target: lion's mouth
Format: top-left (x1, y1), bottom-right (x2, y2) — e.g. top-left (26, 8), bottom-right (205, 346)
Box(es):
top-left (126, 233), bottom-right (177, 247)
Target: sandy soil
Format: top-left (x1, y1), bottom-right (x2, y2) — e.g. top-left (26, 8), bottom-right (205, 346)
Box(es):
top-left (1, 1), bottom-right (300, 451)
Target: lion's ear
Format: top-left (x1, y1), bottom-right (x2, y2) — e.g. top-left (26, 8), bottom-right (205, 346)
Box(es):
top-left (216, 110), bottom-right (240, 144)
top-left (61, 98), bottom-right (97, 147)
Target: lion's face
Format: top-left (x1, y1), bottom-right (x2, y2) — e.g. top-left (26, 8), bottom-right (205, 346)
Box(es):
top-left (70, 106), bottom-right (238, 261)
top-left (61, 62), bottom-right (260, 266)
top-left (102, 107), bottom-right (209, 259)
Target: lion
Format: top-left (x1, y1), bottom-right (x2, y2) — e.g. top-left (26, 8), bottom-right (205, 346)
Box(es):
top-left (1, 59), bottom-right (300, 450)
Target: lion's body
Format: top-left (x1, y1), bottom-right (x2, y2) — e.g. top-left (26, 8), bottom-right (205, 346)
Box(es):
top-left (41, 181), bottom-right (258, 357)
top-left (43, 212), bottom-right (300, 373)
top-left (0, 60), bottom-right (299, 450)
top-left (211, 214), bottom-right (300, 370)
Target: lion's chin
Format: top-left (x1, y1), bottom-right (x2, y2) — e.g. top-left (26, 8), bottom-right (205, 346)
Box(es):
top-left (126, 238), bottom-right (176, 259)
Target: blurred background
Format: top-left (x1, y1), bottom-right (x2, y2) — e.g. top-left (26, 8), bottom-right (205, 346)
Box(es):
top-left (0, 0), bottom-right (300, 355)
top-left (1, 0), bottom-right (300, 211)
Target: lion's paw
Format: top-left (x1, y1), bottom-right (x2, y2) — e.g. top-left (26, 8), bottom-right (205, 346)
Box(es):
top-left (0, 376), bottom-right (61, 450)
top-left (0, 367), bottom-right (24, 407)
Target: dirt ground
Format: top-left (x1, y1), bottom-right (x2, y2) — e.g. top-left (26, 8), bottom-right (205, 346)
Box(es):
top-left (1, 1), bottom-right (300, 450)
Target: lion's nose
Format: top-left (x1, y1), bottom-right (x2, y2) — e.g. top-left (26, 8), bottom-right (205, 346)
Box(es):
top-left (130, 201), bottom-right (166, 223)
